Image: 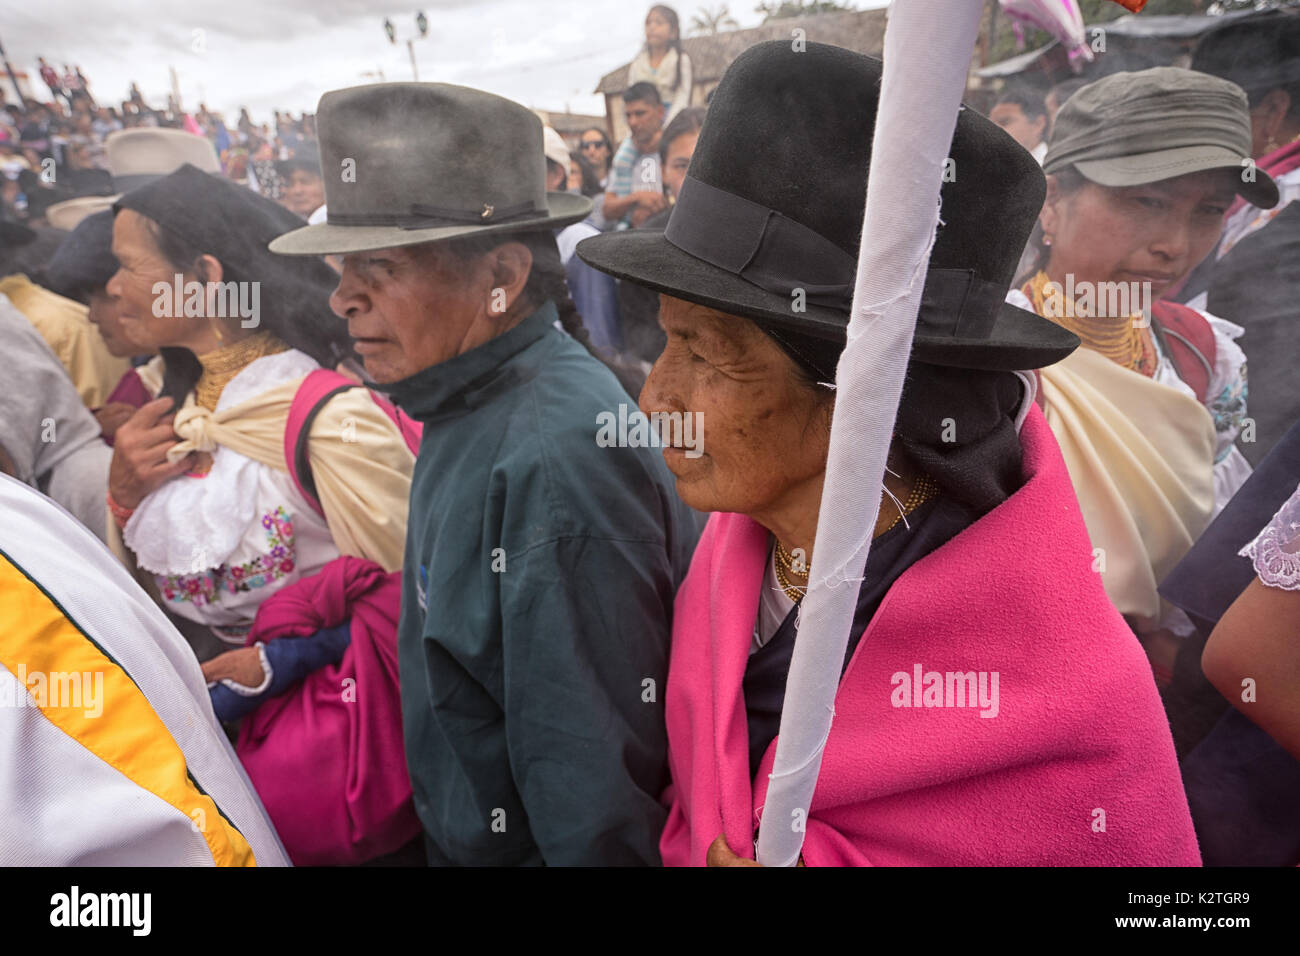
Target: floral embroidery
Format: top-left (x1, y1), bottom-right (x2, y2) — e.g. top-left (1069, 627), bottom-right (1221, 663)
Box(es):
top-left (158, 506), bottom-right (297, 607)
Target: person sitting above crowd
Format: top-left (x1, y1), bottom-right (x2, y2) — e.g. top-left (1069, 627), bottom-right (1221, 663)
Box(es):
top-left (1010, 67), bottom-right (1273, 684)
top-left (627, 6), bottom-right (693, 127)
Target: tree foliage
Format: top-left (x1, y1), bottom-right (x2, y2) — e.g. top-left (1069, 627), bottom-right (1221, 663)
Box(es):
top-left (755, 0), bottom-right (857, 24)
top-left (690, 4), bottom-right (742, 35)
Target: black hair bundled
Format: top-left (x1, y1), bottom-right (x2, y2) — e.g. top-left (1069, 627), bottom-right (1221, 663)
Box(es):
top-left (147, 217), bottom-right (354, 405)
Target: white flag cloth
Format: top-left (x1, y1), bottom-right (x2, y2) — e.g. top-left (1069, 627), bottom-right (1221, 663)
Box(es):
top-left (755, 0), bottom-right (988, 867)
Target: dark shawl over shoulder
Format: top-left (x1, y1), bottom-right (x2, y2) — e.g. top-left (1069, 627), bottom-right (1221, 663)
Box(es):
top-left (1206, 202), bottom-right (1300, 466)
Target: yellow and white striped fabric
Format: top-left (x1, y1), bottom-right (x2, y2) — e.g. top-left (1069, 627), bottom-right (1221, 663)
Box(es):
top-left (0, 473), bottom-right (288, 865)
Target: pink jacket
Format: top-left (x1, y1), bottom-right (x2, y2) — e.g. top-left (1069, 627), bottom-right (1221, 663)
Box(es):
top-left (660, 406), bottom-right (1201, 866)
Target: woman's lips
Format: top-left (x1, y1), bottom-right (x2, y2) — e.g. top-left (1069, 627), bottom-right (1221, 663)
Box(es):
top-left (1123, 270), bottom-right (1177, 285)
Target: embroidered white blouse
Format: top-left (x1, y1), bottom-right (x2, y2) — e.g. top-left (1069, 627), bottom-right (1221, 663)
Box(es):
top-left (123, 350), bottom-right (341, 644)
top-left (1240, 480), bottom-right (1300, 592)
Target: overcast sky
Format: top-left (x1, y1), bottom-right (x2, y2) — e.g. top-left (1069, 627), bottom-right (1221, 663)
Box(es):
top-left (0, 0), bottom-right (885, 123)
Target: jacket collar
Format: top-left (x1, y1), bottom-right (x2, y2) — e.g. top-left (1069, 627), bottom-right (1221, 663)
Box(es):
top-left (377, 300), bottom-right (557, 420)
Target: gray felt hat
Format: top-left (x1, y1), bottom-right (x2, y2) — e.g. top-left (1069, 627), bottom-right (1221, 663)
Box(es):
top-left (270, 83), bottom-right (592, 256)
top-left (1044, 66), bottom-right (1279, 209)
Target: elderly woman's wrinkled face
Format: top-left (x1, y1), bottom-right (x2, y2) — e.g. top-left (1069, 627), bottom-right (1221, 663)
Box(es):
top-left (105, 209), bottom-right (201, 351)
top-left (1040, 168), bottom-right (1237, 301)
top-left (639, 295), bottom-right (832, 516)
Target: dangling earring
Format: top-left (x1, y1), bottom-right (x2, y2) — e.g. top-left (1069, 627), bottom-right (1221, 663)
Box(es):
top-left (1043, 235), bottom-right (1053, 247)
top-left (1266, 136), bottom-right (1280, 152)
top-left (209, 317), bottom-right (225, 346)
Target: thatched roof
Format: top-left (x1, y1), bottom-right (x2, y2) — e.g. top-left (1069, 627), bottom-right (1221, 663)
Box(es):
top-left (594, 9), bottom-right (889, 95)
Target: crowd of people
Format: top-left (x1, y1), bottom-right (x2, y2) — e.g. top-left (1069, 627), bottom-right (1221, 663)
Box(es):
top-left (1, 5), bottom-right (1298, 867)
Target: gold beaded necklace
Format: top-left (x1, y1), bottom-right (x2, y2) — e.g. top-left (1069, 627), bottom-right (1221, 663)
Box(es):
top-left (1023, 270), bottom-right (1154, 375)
top-left (194, 331), bottom-right (289, 411)
top-left (772, 473), bottom-right (939, 603)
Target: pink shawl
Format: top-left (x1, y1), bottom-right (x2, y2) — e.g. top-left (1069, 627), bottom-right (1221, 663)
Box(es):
top-left (236, 556), bottom-right (421, 865)
top-left (660, 406), bottom-right (1200, 866)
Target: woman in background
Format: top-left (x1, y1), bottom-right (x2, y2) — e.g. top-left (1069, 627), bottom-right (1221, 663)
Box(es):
top-left (1010, 68), bottom-right (1277, 683)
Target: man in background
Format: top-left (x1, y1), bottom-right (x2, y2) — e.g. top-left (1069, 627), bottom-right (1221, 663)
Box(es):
top-left (991, 85), bottom-right (1049, 164)
top-left (603, 82), bottom-right (667, 229)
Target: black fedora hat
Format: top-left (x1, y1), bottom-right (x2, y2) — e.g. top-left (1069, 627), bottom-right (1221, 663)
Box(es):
top-left (45, 209), bottom-right (117, 303)
top-left (271, 83), bottom-right (591, 256)
top-left (576, 41), bottom-right (1078, 371)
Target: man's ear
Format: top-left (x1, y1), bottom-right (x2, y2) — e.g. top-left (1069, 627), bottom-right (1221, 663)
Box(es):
top-left (1032, 113), bottom-right (1047, 143)
top-left (487, 242), bottom-right (533, 315)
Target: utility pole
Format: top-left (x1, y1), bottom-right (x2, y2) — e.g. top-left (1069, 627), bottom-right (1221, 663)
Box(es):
top-left (0, 35), bottom-right (26, 106)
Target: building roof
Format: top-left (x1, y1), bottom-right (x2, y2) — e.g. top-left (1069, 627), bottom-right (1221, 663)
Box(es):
top-left (594, 8), bottom-right (889, 95)
top-left (537, 111), bottom-right (607, 134)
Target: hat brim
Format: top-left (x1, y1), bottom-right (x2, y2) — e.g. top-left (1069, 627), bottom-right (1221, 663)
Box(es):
top-left (45, 194), bottom-right (119, 232)
top-left (269, 192), bottom-right (593, 256)
top-left (1074, 144), bottom-right (1279, 209)
top-left (576, 228), bottom-right (1080, 372)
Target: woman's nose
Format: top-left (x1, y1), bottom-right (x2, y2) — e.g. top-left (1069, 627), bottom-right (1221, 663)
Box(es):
top-left (639, 354), bottom-right (684, 419)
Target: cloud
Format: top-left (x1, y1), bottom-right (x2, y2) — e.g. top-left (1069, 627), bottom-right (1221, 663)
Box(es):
top-left (0, 0), bottom-right (768, 121)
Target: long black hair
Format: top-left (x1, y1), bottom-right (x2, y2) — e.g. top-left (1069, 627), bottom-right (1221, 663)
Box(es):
top-left (146, 216), bottom-right (354, 405)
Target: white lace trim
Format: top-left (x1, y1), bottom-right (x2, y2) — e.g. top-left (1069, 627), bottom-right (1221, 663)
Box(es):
top-left (1239, 481), bottom-right (1300, 592)
top-left (124, 350), bottom-right (319, 575)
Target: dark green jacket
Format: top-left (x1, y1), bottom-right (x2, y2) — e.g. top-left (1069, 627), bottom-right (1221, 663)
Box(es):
top-left (383, 301), bottom-right (697, 866)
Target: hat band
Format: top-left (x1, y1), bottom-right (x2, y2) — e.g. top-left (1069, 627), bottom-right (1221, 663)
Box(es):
top-left (664, 175), bottom-right (1003, 341)
top-left (329, 199), bottom-right (548, 231)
